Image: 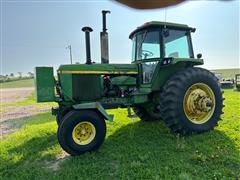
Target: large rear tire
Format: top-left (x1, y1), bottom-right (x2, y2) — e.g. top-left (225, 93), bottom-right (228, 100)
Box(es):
top-left (160, 67), bottom-right (224, 135)
top-left (133, 103), bottom-right (162, 122)
top-left (57, 110), bottom-right (106, 155)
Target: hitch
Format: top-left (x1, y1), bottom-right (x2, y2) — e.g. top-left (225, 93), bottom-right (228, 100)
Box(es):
top-left (127, 105), bottom-right (137, 118)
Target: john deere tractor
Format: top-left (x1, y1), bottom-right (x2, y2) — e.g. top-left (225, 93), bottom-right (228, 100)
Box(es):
top-left (35, 11), bottom-right (224, 155)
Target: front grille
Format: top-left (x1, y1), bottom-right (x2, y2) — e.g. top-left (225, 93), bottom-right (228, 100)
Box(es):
top-left (72, 74), bottom-right (102, 101)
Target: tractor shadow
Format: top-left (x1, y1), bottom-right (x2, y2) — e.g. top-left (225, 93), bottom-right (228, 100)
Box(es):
top-left (100, 120), bottom-right (240, 177)
top-left (1, 133), bottom-right (59, 177)
top-left (0, 112), bottom-right (62, 177)
top-left (104, 120), bottom-right (239, 157)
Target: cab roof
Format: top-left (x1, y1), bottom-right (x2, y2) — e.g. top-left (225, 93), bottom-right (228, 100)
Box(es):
top-left (129, 21), bottom-right (195, 39)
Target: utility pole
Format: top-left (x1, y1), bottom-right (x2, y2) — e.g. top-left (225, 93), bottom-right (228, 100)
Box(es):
top-left (66, 45), bottom-right (73, 64)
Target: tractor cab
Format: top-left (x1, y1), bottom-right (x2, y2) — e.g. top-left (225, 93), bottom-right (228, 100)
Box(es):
top-left (129, 21), bottom-right (197, 84)
top-left (130, 21), bottom-right (195, 61)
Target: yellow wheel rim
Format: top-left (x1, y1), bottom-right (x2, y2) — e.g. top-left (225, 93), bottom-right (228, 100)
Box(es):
top-left (72, 121), bottom-right (96, 145)
top-left (183, 83), bottom-right (216, 124)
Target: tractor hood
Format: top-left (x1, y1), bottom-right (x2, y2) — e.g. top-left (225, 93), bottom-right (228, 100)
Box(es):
top-left (57, 63), bottom-right (138, 75)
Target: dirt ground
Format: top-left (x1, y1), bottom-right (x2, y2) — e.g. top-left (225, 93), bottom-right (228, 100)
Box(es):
top-left (1, 104), bottom-right (51, 122)
top-left (0, 87), bottom-right (51, 136)
top-left (0, 87), bottom-right (34, 104)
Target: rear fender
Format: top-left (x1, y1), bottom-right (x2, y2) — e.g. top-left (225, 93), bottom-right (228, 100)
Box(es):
top-left (151, 58), bottom-right (204, 91)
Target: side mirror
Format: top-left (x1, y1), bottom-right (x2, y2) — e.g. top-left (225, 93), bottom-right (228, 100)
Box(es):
top-left (162, 28), bottom-right (169, 37)
top-left (197, 53), bottom-right (202, 59)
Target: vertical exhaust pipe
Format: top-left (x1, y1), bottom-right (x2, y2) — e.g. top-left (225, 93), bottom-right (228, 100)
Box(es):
top-left (100, 10), bottom-right (110, 64)
top-left (82, 27), bottom-right (93, 64)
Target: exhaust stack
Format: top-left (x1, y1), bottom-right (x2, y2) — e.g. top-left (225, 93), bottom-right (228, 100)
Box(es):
top-left (100, 10), bottom-right (110, 64)
top-left (82, 26), bottom-right (93, 64)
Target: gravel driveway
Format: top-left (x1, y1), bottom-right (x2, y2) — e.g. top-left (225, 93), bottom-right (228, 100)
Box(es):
top-left (0, 87), bottom-right (52, 137)
top-left (0, 87), bottom-right (34, 104)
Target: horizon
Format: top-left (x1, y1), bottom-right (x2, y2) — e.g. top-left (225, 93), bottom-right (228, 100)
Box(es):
top-left (1, 0), bottom-right (239, 75)
top-left (1, 68), bottom-right (240, 77)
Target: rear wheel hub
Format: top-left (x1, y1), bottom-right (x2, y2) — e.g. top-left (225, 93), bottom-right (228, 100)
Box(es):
top-left (183, 83), bottom-right (216, 124)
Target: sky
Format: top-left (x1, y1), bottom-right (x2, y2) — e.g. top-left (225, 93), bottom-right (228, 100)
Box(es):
top-left (1, 0), bottom-right (239, 75)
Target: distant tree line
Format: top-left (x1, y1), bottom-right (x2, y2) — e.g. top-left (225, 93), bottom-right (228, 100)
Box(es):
top-left (0, 72), bottom-right (34, 83)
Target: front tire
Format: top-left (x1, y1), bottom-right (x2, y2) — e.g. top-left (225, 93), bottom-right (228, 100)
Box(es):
top-left (56, 107), bottom-right (71, 125)
top-left (160, 67), bottom-right (224, 135)
top-left (57, 110), bottom-right (106, 155)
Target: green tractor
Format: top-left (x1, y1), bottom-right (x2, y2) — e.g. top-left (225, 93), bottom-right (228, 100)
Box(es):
top-left (35, 11), bottom-right (224, 155)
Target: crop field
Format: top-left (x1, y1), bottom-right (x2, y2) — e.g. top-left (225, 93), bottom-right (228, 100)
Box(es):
top-left (0, 89), bottom-right (239, 179)
top-left (0, 79), bottom-right (34, 89)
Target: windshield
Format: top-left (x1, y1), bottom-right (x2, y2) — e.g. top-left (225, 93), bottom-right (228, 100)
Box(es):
top-left (164, 30), bottom-right (193, 58)
top-left (132, 31), bottom-right (161, 61)
top-left (131, 29), bottom-right (193, 61)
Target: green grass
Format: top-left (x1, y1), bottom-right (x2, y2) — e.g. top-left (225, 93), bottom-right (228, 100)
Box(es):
top-left (0, 79), bottom-right (34, 89)
top-left (211, 68), bottom-right (240, 79)
top-left (15, 92), bottom-right (37, 105)
top-left (0, 90), bottom-right (239, 179)
top-left (0, 92), bottom-right (56, 109)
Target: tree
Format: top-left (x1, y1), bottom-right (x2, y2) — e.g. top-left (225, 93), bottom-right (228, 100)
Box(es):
top-left (27, 72), bottom-right (34, 78)
top-left (17, 72), bottom-right (22, 78)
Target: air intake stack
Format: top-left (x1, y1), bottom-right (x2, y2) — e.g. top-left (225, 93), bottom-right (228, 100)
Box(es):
top-left (82, 26), bottom-right (93, 64)
top-left (100, 10), bottom-right (110, 64)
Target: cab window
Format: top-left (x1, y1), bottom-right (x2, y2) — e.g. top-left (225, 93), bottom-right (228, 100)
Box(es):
top-left (131, 36), bottom-right (136, 61)
top-left (135, 31), bottom-right (161, 61)
top-left (164, 30), bottom-right (191, 58)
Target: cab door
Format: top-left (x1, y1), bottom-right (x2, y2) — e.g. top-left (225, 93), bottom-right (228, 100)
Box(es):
top-left (135, 30), bottom-right (161, 85)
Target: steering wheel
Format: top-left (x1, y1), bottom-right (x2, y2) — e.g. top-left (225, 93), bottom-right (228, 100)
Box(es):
top-left (142, 50), bottom-right (154, 59)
